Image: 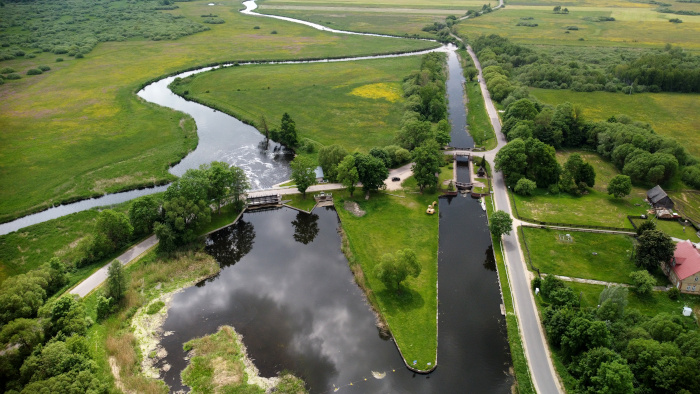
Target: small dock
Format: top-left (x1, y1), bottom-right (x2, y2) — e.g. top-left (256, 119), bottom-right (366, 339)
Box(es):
top-left (314, 192), bottom-right (334, 207)
top-left (455, 182), bottom-right (473, 190)
top-left (247, 194), bottom-right (282, 208)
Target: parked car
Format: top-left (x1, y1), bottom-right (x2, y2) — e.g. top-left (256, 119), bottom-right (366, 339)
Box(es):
top-left (392, 177), bottom-right (400, 182)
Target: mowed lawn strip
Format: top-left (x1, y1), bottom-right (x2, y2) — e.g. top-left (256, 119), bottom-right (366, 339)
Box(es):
top-left (335, 189), bottom-right (438, 367)
top-left (0, 0), bottom-right (436, 222)
top-left (170, 57), bottom-right (421, 152)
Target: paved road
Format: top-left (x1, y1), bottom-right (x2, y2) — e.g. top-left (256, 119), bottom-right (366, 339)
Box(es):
top-left (466, 46), bottom-right (563, 393)
top-left (70, 235), bottom-right (159, 298)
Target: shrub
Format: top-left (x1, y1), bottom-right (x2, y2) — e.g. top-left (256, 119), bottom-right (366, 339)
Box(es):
top-left (565, 26), bottom-right (579, 30)
top-left (26, 68), bottom-right (42, 75)
top-left (146, 301), bottom-right (165, 315)
top-left (667, 287), bottom-right (680, 300)
top-left (56, 57), bottom-right (64, 62)
top-left (75, 53), bottom-right (84, 59)
top-left (96, 296), bottom-right (113, 320)
top-left (669, 18), bottom-right (683, 23)
top-left (5, 73), bottom-right (21, 80)
top-left (253, 26), bottom-right (260, 29)
top-left (514, 178), bottom-right (536, 195)
top-left (271, 30), bottom-right (278, 34)
top-left (38, 65), bottom-right (51, 71)
top-left (0, 67), bottom-right (15, 74)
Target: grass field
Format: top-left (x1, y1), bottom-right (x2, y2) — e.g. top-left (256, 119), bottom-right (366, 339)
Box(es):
top-left (631, 217), bottom-right (700, 243)
top-left (520, 227), bottom-right (671, 285)
top-left (335, 186), bottom-right (438, 369)
top-left (0, 0), bottom-right (436, 223)
top-left (466, 80), bottom-right (497, 149)
top-left (532, 89), bottom-right (700, 158)
top-left (456, 6), bottom-right (700, 49)
top-left (670, 191), bottom-right (700, 224)
top-left (261, 0), bottom-right (485, 9)
top-left (170, 57), bottom-right (422, 153)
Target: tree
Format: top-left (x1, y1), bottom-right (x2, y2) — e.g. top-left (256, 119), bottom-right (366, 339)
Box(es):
top-left (411, 140), bottom-right (442, 192)
top-left (201, 161), bottom-right (233, 213)
top-left (463, 66), bottom-right (477, 82)
top-left (107, 260), bottom-right (128, 301)
top-left (434, 119), bottom-right (451, 146)
top-left (630, 270), bottom-right (656, 296)
top-left (43, 295), bottom-right (87, 337)
top-left (374, 249), bottom-right (421, 293)
top-left (607, 175), bottom-right (632, 198)
top-left (369, 147), bottom-right (392, 168)
top-left (290, 156), bottom-right (316, 198)
top-left (553, 5), bottom-right (561, 12)
top-left (0, 271), bottom-right (50, 325)
top-left (228, 165), bottom-right (250, 206)
top-left (280, 112), bottom-right (298, 147)
top-left (597, 285), bottom-right (628, 321)
top-left (514, 178), bottom-right (536, 196)
top-left (396, 118), bottom-right (433, 150)
top-left (318, 145), bottom-right (348, 182)
top-left (336, 155), bottom-right (359, 197)
top-left (129, 195), bottom-right (160, 236)
top-left (96, 209), bottom-right (133, 250)
top-left (155, 195), bottom-right (211, 250)
top-left (354, 153), bottom-right (388, 195)
top-left (489, 210), bottom-right (513, 238)
top-left (636, 220), bottom-right (656, 236)
top-left (495, 138), bottom-right (527, 186)
top-left (635, 230), bottom-right (674, 271)
top-left (525, 138), bottom-right (561, 187)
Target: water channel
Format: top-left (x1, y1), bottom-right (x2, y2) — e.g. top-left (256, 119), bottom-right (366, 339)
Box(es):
top-left (158, 201), bottom-right (512, 393)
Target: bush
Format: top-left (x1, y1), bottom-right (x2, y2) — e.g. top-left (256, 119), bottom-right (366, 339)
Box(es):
top-left (667, 287), bottom-right (680, 300)
top-left (146, 300), bottom-right (165, 315)
top-left (271, 30), bottom-right (278, 34)
top-left (5, 73), bottom-right (21, 80)
top-left (26, 68), bottom-right (42, 75)
top-left (514, 178), bottom-right (536, 195)
top-left (75, 53), bottom-right (84, 59)
top-left (56, 57), bottom-right (64, 62)
top-left (0, 67), bottom-right (15, 74)
top-left (254, 26), bottom-right (260, 29)
top-left (38, 65), bottom-right (51, 71)
top-left (96, 296), bottom-right (113, 320)
top-left (532, 276), bottom-right (542, 292)
top-left (565, 26), bottom-right (579, 30)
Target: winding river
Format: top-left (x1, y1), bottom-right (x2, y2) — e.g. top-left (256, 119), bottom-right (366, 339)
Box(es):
top-left (3, 3), bottom-right (513, 393)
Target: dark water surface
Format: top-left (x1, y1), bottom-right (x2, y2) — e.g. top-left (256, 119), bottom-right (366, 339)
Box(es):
top-left (159, 201), bottom-right (511, 393)
top-left (446, 50), bottom-right (474, 150)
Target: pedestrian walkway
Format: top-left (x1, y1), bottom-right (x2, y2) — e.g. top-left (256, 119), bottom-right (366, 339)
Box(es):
top-left (550, 274), bottom-right (669, 292)
top-left (70, 235), bottom-right (159, 298)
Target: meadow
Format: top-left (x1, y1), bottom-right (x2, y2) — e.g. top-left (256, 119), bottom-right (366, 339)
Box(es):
top-left (532, 89), bottom-right (700, 158)
top-left (170, 57), bottom-right (422, 153)
top-left (456, 6), bottom-right (700, 49)
top-left (0, 0), bottom-right (436, 223)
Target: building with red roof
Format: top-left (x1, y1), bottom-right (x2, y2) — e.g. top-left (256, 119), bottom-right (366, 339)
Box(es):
top-left (662, 240), bottom-right (700, 294)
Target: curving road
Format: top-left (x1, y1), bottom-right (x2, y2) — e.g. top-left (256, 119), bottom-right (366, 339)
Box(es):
top-left (466, 46), bottom-right (563, 393)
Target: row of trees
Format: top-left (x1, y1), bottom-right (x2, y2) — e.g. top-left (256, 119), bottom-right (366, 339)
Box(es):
top-left (470, 34), bottom-right (700, 94)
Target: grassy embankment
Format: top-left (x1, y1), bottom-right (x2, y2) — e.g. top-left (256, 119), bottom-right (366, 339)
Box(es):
top-left (335, 183), bottom-right (439, 370)
top-left (0, 0), bottom-right (436, 223)
top-left (0, 193), bottom-right (243, 284)
top-left (457, 3), bottom-right (700, 49)
top-left (532, 89), bottom-right (700, 158)
top-left (457, 49), bottom-right (497, 150)
top-left (168, 57), bottom-right (421, 155)
top-left (484, 197), bottom-right (535, 394)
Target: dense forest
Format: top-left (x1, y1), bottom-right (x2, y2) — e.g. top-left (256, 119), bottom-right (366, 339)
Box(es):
top-left (0, 0), bottom-right (209, 60)
top-left (537, 276), bottom-right (700, 393)
top-left (470, 34), bottom-right (700, 93)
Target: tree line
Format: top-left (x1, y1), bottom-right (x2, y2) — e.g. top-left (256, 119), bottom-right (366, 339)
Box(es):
top-left (469, 34), bottom-right (700, 94)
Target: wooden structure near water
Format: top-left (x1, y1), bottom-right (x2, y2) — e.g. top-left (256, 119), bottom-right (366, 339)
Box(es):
top-left (247, 194), bottom-right (282, 208)
top-left (455, 182), bottom-right (473, 190)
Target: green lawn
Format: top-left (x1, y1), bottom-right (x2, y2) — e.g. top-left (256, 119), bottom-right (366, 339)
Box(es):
top-left (512, 188), bottom-right (648, 228)
top-left (0, 0), bottom-right (436, 223)
top-left (631, 218), bottom-right (700, 243)
top-left (670, 191), bottom-right (700, 225)
top-left (169, 57), bottom-right (421, 153)
top-left (532, 89), bottom-right (700, 158)
top-left (465, 79), bottom-right (497, 150)
top-left (335, 186), bottom-right (438, 370)
top-left (284, 193), bottom-right (318, 212)
top-left (520, 227), bottom-right (670, 285)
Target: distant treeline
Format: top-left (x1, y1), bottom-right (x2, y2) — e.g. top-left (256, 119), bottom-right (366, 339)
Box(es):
top-left (469, 34), bottom-right (700, 93)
